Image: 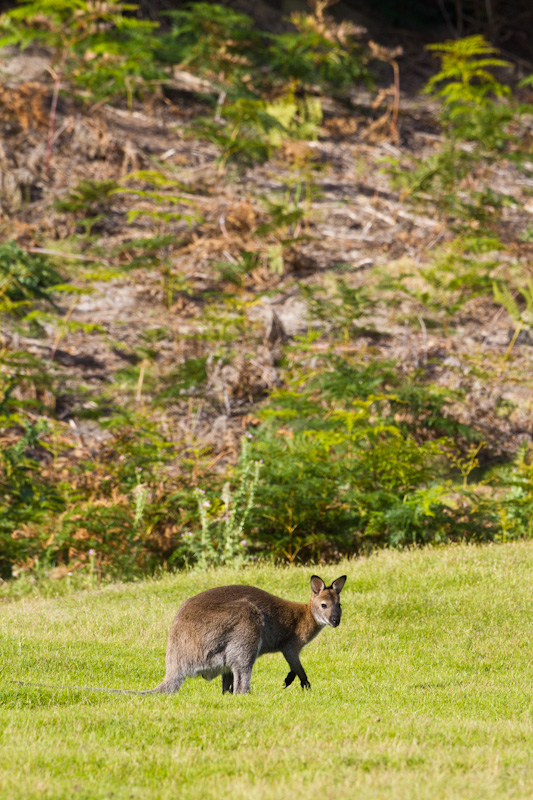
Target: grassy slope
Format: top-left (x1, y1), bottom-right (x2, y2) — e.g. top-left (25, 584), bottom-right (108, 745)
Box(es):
top-left (1, 543), bottom-right (532, 800)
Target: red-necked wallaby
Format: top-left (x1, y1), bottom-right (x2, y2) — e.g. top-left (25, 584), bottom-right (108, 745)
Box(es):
top-left (14, 575), bottom-right (346, 696)
top-left (148, 573), bottom-right (346, 695)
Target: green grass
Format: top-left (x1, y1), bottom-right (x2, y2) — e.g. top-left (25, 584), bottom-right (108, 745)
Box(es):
top-left (1, 543), bottom-right (533, 799)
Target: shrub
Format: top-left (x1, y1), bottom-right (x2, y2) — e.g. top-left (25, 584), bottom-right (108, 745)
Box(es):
top-left (386, 35), bottom-right (524, 223)
top-left (243, 359), bottom-right (497, 561)
top-left (0, 1), bottom-right (163, 105)
top-left (0, 416), bottom-right (64, 578)
top-left (0, 241), bottom-right (63, 309)
top-left (158, 2), bottom-right (260, 88)
top-left (268, 11), bottom-right (369, 93)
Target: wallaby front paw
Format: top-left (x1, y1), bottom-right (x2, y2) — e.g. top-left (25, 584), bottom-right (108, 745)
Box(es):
top-left (284, 671), bottom-right (296, 688)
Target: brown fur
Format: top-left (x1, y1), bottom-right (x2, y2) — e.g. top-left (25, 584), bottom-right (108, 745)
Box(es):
top-left (148, 574), bottom-right (347, 695)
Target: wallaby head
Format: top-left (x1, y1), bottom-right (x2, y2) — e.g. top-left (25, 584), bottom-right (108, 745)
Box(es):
top-left (309, 574), bottom-right (346, 629)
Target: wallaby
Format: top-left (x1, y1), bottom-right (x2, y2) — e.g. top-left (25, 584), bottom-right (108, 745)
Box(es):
top-left (14, 575), bottom-right (346, 696)
top-left (149, 573), bottom-right (346, 694)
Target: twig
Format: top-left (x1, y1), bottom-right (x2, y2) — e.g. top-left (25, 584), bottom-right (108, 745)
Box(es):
top-left (436, 0), bottom-right (458, 37)
top-left (205, 449), bottom-right (232, 471)
top-left (51, 118), bottom-right (70, 145)
top-left (219, 215), bottom-right (229, 238)
top-left (222, 250), bottom-right (238, 264)
top-left (192, 400), bottom-right (205, 434)
top-left (394, 208), bottom-right (441, 229)
top-left (135, 360), bottom-right (148, 403)
top-left (28, 248), bottom-right (110, 266)
top-left (503, 324), bottom-right (523, 362)
top-left (50, 298), bottom-right (79, 362)
top-left (214, 90), bottom-right (227, 123)
top-left (358, 203), bottom-right (396, 226)
top-left (402, 320), bottom-right (409, 362)
top-left (485, 0), bottom-right (495, 42)
top-left (390, 59), bottom-right (400, 141)
top-left (418, 316), bottom-right (428, 365)
top-left (160, 149), bottom-right (177, 162)
top-left (45, 53), bottom-right (67, 179)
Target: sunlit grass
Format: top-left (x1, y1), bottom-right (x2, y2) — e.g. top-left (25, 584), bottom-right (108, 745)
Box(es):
top-left (1, 543), bottom-right (533, 799)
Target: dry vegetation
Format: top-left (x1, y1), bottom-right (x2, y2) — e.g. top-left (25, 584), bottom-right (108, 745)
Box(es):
top-left (1, 1), bottom-right (533, 580)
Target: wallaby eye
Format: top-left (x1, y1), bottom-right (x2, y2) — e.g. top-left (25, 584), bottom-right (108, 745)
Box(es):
top-left (321, 602), bottom-right (327, 608)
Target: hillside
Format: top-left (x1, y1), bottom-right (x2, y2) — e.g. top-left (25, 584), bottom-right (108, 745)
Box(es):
top-left (1, 2), bottom-right (533, 579)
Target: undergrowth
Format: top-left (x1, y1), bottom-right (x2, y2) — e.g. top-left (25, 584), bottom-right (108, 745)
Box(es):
top-left (1, 5), bottom-right (533, 583)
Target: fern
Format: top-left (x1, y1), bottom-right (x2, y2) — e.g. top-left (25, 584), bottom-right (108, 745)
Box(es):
top-left (267, 11), bottom-right (369, 93)
top-left (493, 280), bottom-right (533, 326)
top-left (190, 98), bottom-right (287, 167)
top-left (0, 242), bottom-right (63, 309)
top-left (114, 170), bottom-right (201, 228)
top-left (493, 282), bottom-right (521, 323)
top-left (158, 2), bottom-right (260, 88)
top-left (0, 1), bottom-right (163, 104)
top-left (425, 35), bottom-right (514, 150)
top-left (386, 35), bottom-right (522, 223)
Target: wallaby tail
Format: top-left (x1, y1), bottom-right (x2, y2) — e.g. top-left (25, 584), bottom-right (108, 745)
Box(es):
top-left (11, 680), bottom-right (173, 695)
top-left (134, 680), bottom-right (176, 694)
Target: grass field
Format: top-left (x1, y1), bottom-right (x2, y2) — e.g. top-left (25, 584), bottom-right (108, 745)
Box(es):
top-left (1, 543), bottom-right (533, 800)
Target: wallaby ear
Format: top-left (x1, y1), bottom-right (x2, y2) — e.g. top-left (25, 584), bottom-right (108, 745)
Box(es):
top-left (310, 575), bottom-right (325, 595)
top-left (332, 575), bottom-right (347, 594)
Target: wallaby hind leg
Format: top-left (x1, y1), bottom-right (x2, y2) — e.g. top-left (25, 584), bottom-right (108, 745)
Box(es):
top-left (222, 673), bottom-right (234, 694)
top-left (224, 599), bottom-right (263, 694)
top-left (232, 668), bottom-right (253, 694)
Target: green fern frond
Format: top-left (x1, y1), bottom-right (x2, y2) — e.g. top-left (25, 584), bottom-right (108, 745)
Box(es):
top-left (493, 282), bottom-right (521, 322)
top-left (426, 35), bottom-right (502, 58)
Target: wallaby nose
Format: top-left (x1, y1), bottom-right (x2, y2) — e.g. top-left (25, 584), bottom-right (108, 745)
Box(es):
top-left (330, 617), bottom-right (340, 627)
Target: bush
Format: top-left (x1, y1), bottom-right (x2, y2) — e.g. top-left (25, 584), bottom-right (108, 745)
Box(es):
top-left (0, 417), bottom-right (64, 578)
top-left (0, 1), bottom-right (163, 104)
top-left (0, 241), bottom-right (63, 309)
top-left (158, 2), bottom-right (260, 87)
top-left (386, 35), bottom-right (525, 223)
top-left (267, 11), bottom-right (369, 93)
top-left (242, 359), bottom-right (502, 561)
